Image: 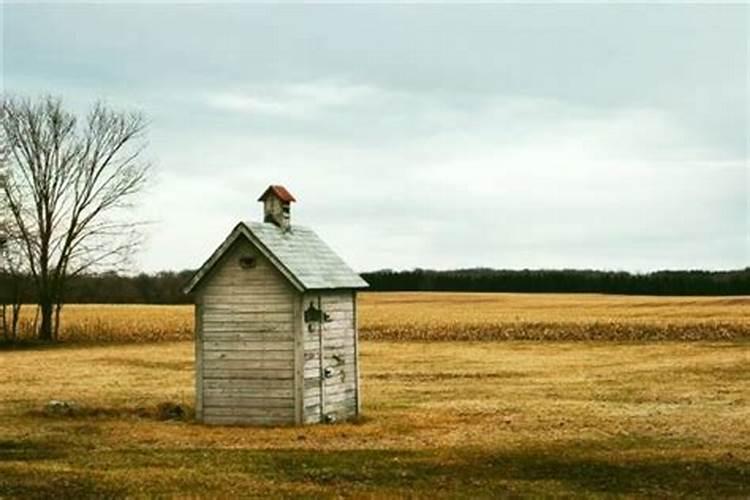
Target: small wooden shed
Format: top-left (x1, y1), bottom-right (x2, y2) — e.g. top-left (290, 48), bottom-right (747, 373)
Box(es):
top-left (184, 185), bottom-right (368, 425)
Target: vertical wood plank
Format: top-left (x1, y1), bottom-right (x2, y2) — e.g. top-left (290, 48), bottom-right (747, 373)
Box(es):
top-left (293, 293), bottom-right (304, 425)
top-left (318, 294), bottom-right (325, 421)
top-left (352, 290), bottom-right (361, 417)
top-left (194, 297), bottom-right (204, 422)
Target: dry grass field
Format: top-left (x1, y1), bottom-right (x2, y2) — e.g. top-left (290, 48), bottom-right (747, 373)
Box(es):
top-left (6, 292), bottom-right (750, 343)
top-left (1, 293), bottom-right (748, 497)
top-left (1, 340), bottom-right (748, 497)
top-left (360, 292), bottom-right (750, 341)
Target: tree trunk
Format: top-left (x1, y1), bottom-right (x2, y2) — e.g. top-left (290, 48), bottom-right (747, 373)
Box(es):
top-left (32, 305), bottom-right (39, 336)
top-left (38, 299), bottom-right (54, 341)
top-left (53, 302), bottom-right (62, 341)
top-left (1, 303), bottom-right (6, 342)
top-left (11, 303), bottom-right (20, 341)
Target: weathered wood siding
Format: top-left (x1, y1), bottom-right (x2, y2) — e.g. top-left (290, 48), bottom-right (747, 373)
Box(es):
top-left (302, 292), bottom-right (323, 423)
top-left (196, 238), bottom-right (297, 425)
top-left (302, 290), bottom-right (358, 423)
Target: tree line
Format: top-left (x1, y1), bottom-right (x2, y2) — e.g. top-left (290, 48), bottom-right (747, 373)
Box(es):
top-left (362, 268), bottom-right (750, 296)
top-left (1, 267), bottom-right (747, 307)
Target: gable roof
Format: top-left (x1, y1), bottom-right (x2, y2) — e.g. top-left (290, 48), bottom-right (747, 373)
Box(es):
top-left (257, 185), bottom-right (296, 203)
top-left (184, 221), bottom-right (368, 293)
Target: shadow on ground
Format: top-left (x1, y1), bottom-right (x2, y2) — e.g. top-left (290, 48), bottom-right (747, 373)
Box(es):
top-left (1, 436), bottom-right (747, 498)
top-left (89, 356), bottom-right (193, 371)
top-left (256, 447), bottom-right (748, 497)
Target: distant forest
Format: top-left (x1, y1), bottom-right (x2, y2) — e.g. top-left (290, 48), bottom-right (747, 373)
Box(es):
top-left (362, 268), bottom-right (750, 296)
top-left (2, 268), bottom-right (748, 304)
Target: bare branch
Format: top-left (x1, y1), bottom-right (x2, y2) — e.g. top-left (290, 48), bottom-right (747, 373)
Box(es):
top-left (0, 95), bottom-right (151, 341)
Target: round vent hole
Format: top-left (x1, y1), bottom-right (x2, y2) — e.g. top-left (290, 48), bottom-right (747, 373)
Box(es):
top-left (239, 256), bottom-right (257, 269)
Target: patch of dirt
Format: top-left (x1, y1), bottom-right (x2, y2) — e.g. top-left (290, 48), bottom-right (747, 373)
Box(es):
top-left (29, 401), bottom-right (193, 422)
top-left (90, 357), bottom-right (193, 371)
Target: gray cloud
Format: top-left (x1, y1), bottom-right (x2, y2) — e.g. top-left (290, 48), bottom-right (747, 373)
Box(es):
top-left (3, 3), bottom-right (747, 272)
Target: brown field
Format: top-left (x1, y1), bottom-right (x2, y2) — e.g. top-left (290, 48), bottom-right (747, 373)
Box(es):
top-left (5, 292), bottom-right (750, 343)
top-left (2, 294), bottom-right (748, 496)
top-left (359, 292), bottom-right (750, 341)
top-left (0, 340), bottom-right (748, 497)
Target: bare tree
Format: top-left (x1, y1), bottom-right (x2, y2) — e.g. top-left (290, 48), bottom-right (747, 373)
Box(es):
top-left (0, 232), bottom-right (27, 342)
top-left (0, 151), bottom-right (21, 342)
top-left (0, 95), bottom-right (150, 341)
top-left (1, 136), bottom-right (29, 342)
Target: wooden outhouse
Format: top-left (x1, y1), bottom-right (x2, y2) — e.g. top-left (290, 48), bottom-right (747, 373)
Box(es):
top-left (184, 185), bottom-right (368, 425)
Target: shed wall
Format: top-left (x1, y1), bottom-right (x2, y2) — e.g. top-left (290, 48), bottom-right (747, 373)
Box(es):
top-left (196, 238), bottom-right (297, 425)
top-left (302, 290), bottom-right (358, 423)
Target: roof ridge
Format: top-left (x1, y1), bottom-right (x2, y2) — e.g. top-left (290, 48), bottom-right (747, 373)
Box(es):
top-left (185, 220), bottom-right (368, 293)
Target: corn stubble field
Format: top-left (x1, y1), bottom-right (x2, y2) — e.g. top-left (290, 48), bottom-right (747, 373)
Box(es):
top-left (8, 292), bottom-right (750, 343)
top-left (1, 292), bottom-right (748, 498)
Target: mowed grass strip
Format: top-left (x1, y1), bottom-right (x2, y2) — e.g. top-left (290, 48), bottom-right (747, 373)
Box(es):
top-left (5, 292), bottom-right (750, 343)
top-left (0, 341), bottom-right (747, 497)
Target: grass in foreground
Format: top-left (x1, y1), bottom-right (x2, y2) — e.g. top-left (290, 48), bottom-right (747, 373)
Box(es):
top-left (0, 341), bottom-right (747, 497)
top-left (4, 292), bottom-right (750, 343)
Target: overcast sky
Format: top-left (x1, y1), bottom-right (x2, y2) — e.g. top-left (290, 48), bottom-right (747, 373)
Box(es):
top-left (3, 3), bottom-right (747, 272)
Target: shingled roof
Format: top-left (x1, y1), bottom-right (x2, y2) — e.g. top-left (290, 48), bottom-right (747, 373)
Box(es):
top-left (184, 221), bottom-right (368, 293)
